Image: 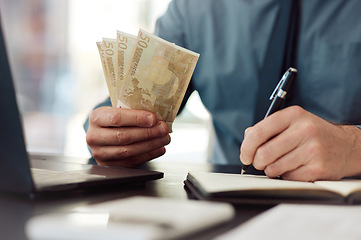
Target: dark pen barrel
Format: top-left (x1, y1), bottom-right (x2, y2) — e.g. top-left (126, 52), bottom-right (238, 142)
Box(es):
top-left (264, 67), bottom-right (297, 118)
top-left (264, 97), bottom-right (284, 118)
top-left (241, 67), bottom-right (297, 175)
top-left (282, 67), bottom-right (297, 93)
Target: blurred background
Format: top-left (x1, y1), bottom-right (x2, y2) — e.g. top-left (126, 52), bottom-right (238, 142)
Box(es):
top-left (0, 0), bottom-right (211, 163)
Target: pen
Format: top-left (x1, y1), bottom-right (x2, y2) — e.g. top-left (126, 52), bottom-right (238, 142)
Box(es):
top-left (241, 67), bottom-right (297, 174)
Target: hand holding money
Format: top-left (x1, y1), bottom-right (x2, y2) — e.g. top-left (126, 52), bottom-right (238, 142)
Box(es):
top-left (86, 106), bottom-right (171, 167)
top-left (97, 29), bottom-right (199, 132)
top-left (87, 30), bottom-right (198, 167)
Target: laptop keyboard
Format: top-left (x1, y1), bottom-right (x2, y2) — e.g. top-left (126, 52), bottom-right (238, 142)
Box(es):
top-left (31, 168), bottom-right (106, 186)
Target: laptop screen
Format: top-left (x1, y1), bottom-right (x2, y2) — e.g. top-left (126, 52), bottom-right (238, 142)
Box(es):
top-left (0, 15), bottom-right (34, 194)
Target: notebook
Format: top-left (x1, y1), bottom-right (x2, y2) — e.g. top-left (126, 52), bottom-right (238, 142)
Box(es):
top-left (0, 14), bottom-right (163, 198)
top-left (185, 172), bottom-right (361, 205)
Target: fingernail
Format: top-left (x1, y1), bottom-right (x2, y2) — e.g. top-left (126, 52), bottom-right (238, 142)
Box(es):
top-left (147, 114), bottom-right (154, 127)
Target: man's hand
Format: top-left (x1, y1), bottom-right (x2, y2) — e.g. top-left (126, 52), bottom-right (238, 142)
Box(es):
top-left (86, 106), bottom-right (171, 167)
top-left (240, 106), bottom-right (361, 181)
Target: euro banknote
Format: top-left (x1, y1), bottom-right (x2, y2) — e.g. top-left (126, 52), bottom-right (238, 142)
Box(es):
top-left (97, 29), bottom-right (199, 132)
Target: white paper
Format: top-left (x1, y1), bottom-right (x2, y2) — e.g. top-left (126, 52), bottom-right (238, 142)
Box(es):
top-left (215, 204), bottom-right (361, 240)
top-left (26, 196), bottom-right (235, 240)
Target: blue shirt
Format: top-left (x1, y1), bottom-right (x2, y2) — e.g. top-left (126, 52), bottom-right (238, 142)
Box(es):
top-left (154, 0), bottom-right (361, 165)
top-left (87, 0), bottom-right (361, 166)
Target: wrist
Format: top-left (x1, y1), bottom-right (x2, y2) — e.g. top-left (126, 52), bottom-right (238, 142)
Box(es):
top-left (340, 125), bottom-right (361, 178)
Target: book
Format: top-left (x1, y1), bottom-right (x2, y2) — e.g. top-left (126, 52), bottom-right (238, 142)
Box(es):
top-left (185, 172), bottom-right (361, 205)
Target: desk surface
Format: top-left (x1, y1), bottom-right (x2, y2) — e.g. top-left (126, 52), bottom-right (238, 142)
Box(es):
top-left (0, 158), bottom-right (274, 240)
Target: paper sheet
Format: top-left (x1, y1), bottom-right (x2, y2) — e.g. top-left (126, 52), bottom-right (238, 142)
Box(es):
top-left (26, 196), bottom-right (234, 240)
top-left (215, 204), bottom-right (361, 240)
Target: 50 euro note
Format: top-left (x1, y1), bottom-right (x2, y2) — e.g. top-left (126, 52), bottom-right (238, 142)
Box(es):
top-left (96, 38), bottom-right (117, 106)
top-left (118, 29), bottom-right (200, 132)
top-left (115, 31), bottom-right (137, 101)
top-left (96, 33), bottom-right (137, 107)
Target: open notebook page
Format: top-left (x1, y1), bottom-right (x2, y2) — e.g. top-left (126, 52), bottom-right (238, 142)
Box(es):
top-left (188, 172), bottom-right (324, 193)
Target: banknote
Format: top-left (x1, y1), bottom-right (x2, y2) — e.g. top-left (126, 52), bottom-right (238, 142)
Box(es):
top-left (102, 38), bottom-right (118, 105)
top-left (96, 42), bottom-right (116, 106)
top-left (97, 29), bottom-right (199, 132)
top-left (118, 29), bottom-right (200, 132)
top-left (115, 31), bottom-right (137, 101)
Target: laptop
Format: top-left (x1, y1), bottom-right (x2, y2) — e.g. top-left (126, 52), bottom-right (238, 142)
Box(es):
top-left (0, 15), bottom-right (163, 198)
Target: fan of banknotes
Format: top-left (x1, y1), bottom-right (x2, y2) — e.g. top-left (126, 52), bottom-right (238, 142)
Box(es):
top-left (96, 29), bottom-right (200, 132)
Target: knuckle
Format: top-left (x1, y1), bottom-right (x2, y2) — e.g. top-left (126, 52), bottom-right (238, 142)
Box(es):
top-left (115, 129), bottom-right (130, 145)
top-left (109, 111), bottom-right (122, 126)
top-left (288, 105), bottom-right (304, 117)
top-left (248, 126), bottom-right (263, 141)
top-left (116, 147), bottom-right (131, 159)
top-left (302, 122), bottom-right (319, 137)
top-left (307, 140), bottom-right (323, 158)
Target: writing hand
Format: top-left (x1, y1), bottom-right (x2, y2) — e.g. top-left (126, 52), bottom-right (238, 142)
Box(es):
top-left (240, 106), bottom-right (361, 181)
top-left (86, 106), bottom-right (171, 167)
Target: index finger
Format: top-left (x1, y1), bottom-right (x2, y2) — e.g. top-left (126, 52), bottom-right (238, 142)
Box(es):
top-left (240, 108), bottom-right (292, 166)
top-left (90, 107), bottom-right (157, 128)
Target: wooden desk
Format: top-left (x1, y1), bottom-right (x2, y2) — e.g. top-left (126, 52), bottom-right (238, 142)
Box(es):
top-left (0, 159), bottom-right (274, 240)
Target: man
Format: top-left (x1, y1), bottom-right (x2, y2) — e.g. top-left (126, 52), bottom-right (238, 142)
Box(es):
top-left (85, 0), bottom-right (361, 181)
